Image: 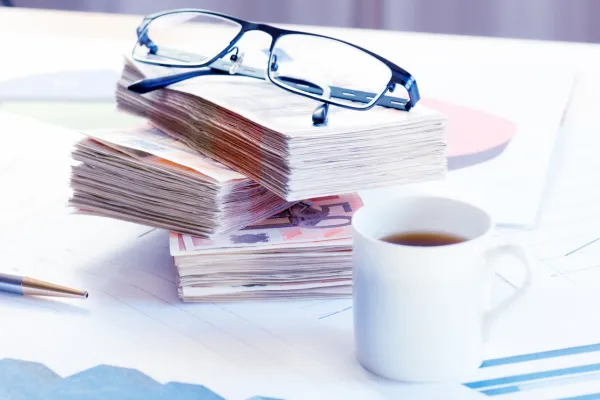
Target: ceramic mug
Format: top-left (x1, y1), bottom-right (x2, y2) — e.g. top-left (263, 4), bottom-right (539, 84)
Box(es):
top-left (352, 195), bottom-right (532, 382)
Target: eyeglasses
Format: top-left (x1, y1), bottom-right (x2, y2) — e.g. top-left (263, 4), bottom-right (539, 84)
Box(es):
top-left (128, 9), bottom-right (420, 125)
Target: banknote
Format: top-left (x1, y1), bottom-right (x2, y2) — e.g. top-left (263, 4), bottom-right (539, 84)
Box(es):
top-left (126, 56), bottom-right (446, 138)
top-left (179, 286), bottom-right (352, 302)
top-left (70, 125), bottom-right (292, 238)
top-left (171, 193), bottom-right (363, 254)
top-left (170, 192), bottom-right (358, 300)
top-left (182, 272), bottom-right (351, 284)
top-left (170, 232), bottom-right (352, 257)
top-left (118, 57), bottom-right (447, 203)
top-left (84, 125), bottom-right (244, 183)
top-left (180, 279), bottom-right (352, 296)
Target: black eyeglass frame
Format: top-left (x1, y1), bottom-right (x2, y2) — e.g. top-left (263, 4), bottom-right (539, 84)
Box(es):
top-left (131, 9), bottom-right (420, 120)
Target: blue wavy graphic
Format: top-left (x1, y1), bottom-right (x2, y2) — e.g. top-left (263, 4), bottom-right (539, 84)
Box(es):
top-left (0, 359), bottom-right (281, 400)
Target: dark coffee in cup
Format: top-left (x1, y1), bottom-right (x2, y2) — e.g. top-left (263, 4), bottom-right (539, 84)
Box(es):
top-left (380, 231), bottom-right (466, 247)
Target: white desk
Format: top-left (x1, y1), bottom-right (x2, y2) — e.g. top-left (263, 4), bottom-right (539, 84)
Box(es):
top-left (2, 7), bottom-right (600, 400)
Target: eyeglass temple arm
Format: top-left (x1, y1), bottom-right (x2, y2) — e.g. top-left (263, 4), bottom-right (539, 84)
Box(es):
top-left (128, 67), bottom-right (412, 112)
top-left (128, 49), bottom-right (414, 111)
top-left (128, 69), bottom-right (232, 93)
top-left (128, 43), bottom-right (250, 93)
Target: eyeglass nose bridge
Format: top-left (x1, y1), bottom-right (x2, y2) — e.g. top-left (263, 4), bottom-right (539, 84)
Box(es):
top-left (236, 23), bottom-right (288, 56)
top-left (227, 22), bottom-right (285, 65)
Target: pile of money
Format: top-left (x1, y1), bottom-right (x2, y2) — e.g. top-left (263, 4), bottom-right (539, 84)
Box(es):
top-left (117, 56), bottom-right (448, 201)
top-left (70, 53), bottom-right (450, 302)
top-left (69, 125), bottom-right (292, 238)
top-left (169, 194), bottom-right (361, 301)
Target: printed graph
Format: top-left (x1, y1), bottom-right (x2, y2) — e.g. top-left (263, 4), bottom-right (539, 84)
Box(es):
top-left (421, 98), bottom-right (517, 171)
top-left (0, 359), bottom-right (281, 400)
top-left (464, 342), bottom-right (600, 399)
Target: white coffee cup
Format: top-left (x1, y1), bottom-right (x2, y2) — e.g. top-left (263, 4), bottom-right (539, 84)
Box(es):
top-left (352, 195), bottom-right (532, 382)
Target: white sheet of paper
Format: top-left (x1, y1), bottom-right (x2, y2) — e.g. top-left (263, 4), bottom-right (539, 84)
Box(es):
top-left (479, 70), bottom-right (600, 291)
top-left (0, 34), bottom-right (126, 101)
top-left (460, 284), bottom-right (600, 400)
top-left (360, 63), bottom-right (576, 228)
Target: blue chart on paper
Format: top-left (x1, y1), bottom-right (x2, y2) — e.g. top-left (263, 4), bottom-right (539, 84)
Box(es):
top-left (6, 341), bottom-right (600, 400)
top-left (0, 359), bottom-right (281, 400)
top-left (464, 342), bottom-right (600, 399)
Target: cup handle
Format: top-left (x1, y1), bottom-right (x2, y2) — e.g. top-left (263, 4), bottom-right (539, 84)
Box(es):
top-left (483, 242), bottom-right (533, 340)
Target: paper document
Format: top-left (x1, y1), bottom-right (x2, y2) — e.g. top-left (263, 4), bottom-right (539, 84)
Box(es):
top-left (360, 63), bottom-right (576, 228)
top-left (492, 120), bottom-right (600, 289)
top-left (465, 342), bottom-right (600, 399)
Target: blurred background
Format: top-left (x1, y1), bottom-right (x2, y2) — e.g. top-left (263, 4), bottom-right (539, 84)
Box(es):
top-left (3, 0), bottom-right (600, 43)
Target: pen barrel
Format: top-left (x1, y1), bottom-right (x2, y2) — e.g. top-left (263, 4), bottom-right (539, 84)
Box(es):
top-left (21, 277), bottom-right (88, 299)
top-left (0, 273), bottom-right (88, 299)
top-left (0, 273), bottom-right (25, 295)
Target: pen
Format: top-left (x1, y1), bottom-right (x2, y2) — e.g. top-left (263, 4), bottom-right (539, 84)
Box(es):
top-left (0, 272), bottom-right (88, 299)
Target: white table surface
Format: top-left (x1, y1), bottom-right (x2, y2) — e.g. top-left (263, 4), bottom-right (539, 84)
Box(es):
top-left (2, 7), bottom-right (600, 400)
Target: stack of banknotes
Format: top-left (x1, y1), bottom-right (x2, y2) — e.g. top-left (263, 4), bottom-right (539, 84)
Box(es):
top-left (68, 55), bottom-right (450, 301)
top-left (116, 56), bottom-right (448, 201)
top-left (69, 125), bottom-right (292, 238)
top-left (169, 193), bottom-right (361, 301)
